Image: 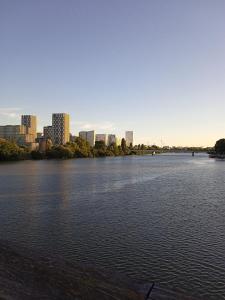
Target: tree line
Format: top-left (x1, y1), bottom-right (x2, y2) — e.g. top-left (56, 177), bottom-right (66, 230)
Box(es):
top-left (0, 139), bottom-right (29, 161)
top-left (0, 137), bottom-right (136, 161)
top-left (31, 137), bottom-right (137, 159)
top-left (0, 137), bottom-right (216, 161)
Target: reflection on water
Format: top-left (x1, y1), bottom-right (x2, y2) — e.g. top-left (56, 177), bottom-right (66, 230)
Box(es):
top-left (0, 154), bottom-right (225, 299)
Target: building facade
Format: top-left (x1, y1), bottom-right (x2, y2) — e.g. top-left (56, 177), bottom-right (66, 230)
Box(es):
top-left (95, 134), bottom-right (108, 145)
top-left (79, 131), bottom-right (87, 140)
top-left (125, 131), bottom-right (133, 147)
top-left (52, 113), bottom-right (70, 145)
top-left (86, 131), bottom-right (95, 147)
top-left (79, 131), bottom-right (95, 147)
top-left (108, 134), bottom-right (116, 146)
top-left (70, 134), bottom-right (76, 142)
top-left (21, 115), bottom-right (37, 141)
top-left (43, 126), bottom-right (53, 141)
top-left (0, 125), bottom-right (34, 145)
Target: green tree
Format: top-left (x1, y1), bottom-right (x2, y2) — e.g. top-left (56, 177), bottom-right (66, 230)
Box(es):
top-left (94, 141), bottom-right (106, 150)
top-left (46, 145), bottom-right (73, 159)
top-left (121, 138), bottom-right (127, 153)
top-left (31, 150), bottom-right (45, 160)
top-left (0, 139), bottom-right (26, 161)
top-left (150, 145), bottom-right (159, 150)
top-left (46, 138), bottom-right (53, 151)
top-left (215, 139), bottom-right (225, 155)
top-left (67, 138), bottom-right (92, 158)
top-left (107, 142), bottom-right (119, 156)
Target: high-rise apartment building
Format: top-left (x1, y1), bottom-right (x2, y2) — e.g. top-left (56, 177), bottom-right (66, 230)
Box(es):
top-left (79, 130), bottom-right (95, 147)
top-left (79, 131), bottom-right (87, 140)
top-left (125, 131), bottom-right (133, 147)
top-left (52, 113), bottom-right (70, 145)
top-left (108, 134), bottom-right (117, 146)
top-left (95, 134), bottom-right (108, 145)
top-left (43, 126), bottom-right (53, 141)
top-left (21, 115), bottom-right (37, 141)
top-left (86, 131), bottom-right (95, 147)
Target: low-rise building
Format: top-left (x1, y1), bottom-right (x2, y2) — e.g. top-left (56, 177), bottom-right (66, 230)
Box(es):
top-left (0, 125), bottom-right (26, 137)
top-left (0, 125), bottom-right (34, 145)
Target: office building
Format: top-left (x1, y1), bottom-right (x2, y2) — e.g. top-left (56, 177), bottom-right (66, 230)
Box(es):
top-left (52, 113), bottom-right (70, 145)
top-left (95, 134), bottom-right (108, 145)
top-left (21, 115), bottom-right (37, 141)
top-left (125, 131), bottom-right (133, 147)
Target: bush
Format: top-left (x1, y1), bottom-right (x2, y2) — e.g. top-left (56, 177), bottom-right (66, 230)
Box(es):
top-left (46, 146), bottom-right (73, 159)
top-left (215, 139), bottom-right (225, 155)
top-left (31, 151), bottom-right (45, 160)
top-left (0, 139), bottom-right (26, 161)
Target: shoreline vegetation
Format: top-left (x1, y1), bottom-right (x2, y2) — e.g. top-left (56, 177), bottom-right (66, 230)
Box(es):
top-left (0, 137), bottom-right (211, 162)
top-left (208, 138), bottom-right (225, 159)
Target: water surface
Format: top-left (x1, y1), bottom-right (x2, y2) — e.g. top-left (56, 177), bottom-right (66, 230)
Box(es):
top-left (0, 154), bottom-right (225, 299)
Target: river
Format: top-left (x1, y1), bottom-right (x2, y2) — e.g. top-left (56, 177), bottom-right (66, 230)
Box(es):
top-left (0, 153), bottom-right (225, 299)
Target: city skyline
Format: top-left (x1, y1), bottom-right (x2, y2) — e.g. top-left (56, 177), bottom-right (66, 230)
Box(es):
top-left (0, 112), bottom-right (134, 148)
top-left (0, 108), bottom-right (219, 147)
top-left (1, 1), bottom-right (225, 147)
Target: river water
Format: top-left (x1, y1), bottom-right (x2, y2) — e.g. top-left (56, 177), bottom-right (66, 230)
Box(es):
top-left (0, 153), bottom-right (225, 299)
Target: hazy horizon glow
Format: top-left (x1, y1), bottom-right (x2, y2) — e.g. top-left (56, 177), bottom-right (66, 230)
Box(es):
top-left (1, 0), bottom-right (225, 146)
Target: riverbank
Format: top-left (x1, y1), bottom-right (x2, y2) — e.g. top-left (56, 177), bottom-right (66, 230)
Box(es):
top-left (1, 137), bottom-right (210, 161)
top-left (0, 242), bottom-right (153, 300)
top-left (0, 138), bottom-right (139, 161)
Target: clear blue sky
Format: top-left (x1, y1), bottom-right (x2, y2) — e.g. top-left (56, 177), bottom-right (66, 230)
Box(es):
top-left (1, 0), bottom-right (225, 146)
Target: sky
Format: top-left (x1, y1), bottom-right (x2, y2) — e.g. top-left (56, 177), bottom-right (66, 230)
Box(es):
top-left (1, 0), bottom-right (225, 146)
